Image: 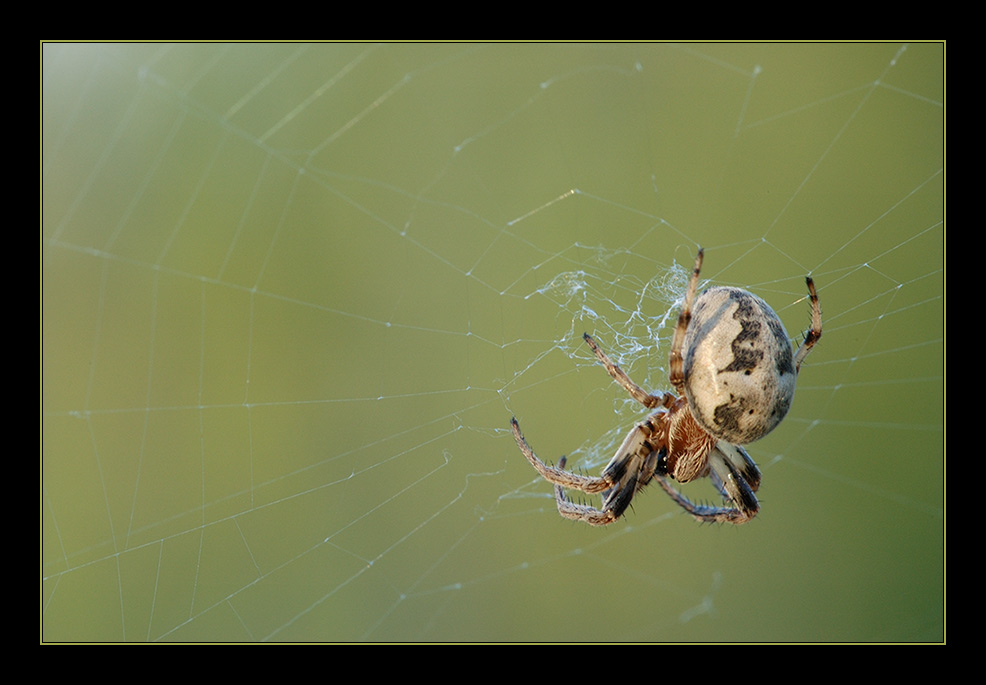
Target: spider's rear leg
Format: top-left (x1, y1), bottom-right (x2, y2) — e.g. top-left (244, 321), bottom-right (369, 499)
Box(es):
top-left (794, 277), bottom-right (823, 373)
top-left (583, 333), bottom-right (674, 410)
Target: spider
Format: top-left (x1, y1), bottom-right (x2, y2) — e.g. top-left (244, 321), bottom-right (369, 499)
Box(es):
top-left (510, 249), bottom-right (822, 525)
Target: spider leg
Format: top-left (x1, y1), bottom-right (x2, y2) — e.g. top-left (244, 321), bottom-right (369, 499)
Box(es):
top-left (511, 416), bottom-right (661, 526)
top-left (554, 437), bottom-right (658, 526)
top-left (711, 441), bottom-right (761, 493)
top-left (654, 477), bottom-right (758, 524)
top-left (668, 248), bottom-right (704, 393)
top-left (583, 333), bottom-right (674, 410)
top-left (656, 445), bottom-right (759, 524)
top-left (552, 458), bottom-right (621, 525)
top-left (511, 418), bottom-right (613, 495)
top-left (794, 276), bottom-right (822, 373)
top-left (597, 418), bottom-right (660, 515)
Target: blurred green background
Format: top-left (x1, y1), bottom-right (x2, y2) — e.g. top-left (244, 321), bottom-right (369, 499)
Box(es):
top-left (42, 42), bottom-right (943, 642)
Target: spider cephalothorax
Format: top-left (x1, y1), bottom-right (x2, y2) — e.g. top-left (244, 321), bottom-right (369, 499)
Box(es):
top-left (511, 249), bottom-right (821, 525)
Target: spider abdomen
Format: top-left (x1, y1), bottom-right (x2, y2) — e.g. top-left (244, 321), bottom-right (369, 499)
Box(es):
top-left (681, 286), bottom-right (796, 445)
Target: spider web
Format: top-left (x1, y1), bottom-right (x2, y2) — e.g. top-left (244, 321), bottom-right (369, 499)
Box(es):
top-left (42, 42), bottom-right (944, 642)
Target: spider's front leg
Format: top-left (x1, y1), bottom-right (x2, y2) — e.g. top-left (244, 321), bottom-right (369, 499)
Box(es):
top-left (511, 418), bottom-right (613, 495)
top-left (654, 444), bottom-right (760, 525)
top-left (655, 477), bottom-right (758, 524)
top-left (511, 416), bottom-right (663, 526)
top-left (511, 417), bottom-right (619, 525)
top-left (551, 456), bottom-right (622, 526)
top-left (595, 414), bottom-right (663, 518)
